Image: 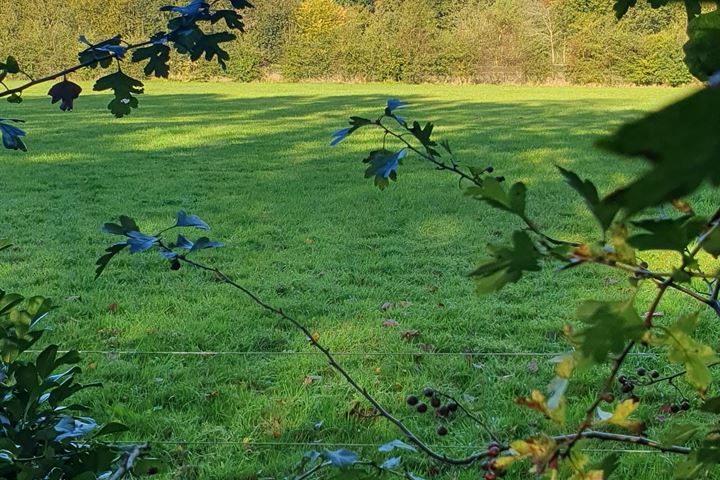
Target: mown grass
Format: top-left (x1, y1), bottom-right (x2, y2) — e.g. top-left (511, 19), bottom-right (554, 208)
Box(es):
top-left (1, 81), bottom-right (718, 479)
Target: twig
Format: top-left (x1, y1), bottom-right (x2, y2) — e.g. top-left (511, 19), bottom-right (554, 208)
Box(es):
top-left (434, 390), bottom-right (499, 444)
top-left (374, 119), bottom-right (577, 247)
top-left (0, 41), bottom-right (153, 98)
top-left (178, 255), bottom-right (486, 466)
top-left (109, 444), bottom-right (146, 480)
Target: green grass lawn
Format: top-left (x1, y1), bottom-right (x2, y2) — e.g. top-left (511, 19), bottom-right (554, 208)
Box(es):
top-left (1, 81), bottom-right (718, 479)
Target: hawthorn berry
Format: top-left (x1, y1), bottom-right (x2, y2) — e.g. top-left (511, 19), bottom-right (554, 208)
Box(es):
top-left (437, 405), bottom-right (450, 417)
top-left (170, 259), bottom-right (181, 270)
top-left (671, 404), bottom-right (680, 413)
top-left (431, 397), bottom-right (441, 408)
top-left (406, 395), bottom-right (419, 406)
top-left (488, 445), bottom-right (500, 457)
top-left (447, 401), bottom-right (459, 412)
top-left (423, 387), bottom-right (434, 397)
top-left (636, 367), bottom-right (646, 377)
top-left (681, 400), bottom-right (691, 411)
top-left (621, 383), bottom-right (634, 393)
top-left (650, 370), bottom-right (660, 378)
top-left (618, 375), bottom-right (628, 384)
top-left (416, 403), bottom-right (428, 413)
top-left (436, 425), bottom-right (448, 436)
top-left (485, 472), bottom-right (496, 480)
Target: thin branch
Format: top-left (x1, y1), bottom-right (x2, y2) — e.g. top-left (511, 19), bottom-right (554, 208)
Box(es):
top-left (637, 360), bottom-right (720, 388)
top-left (434, 390), bottom-right (499, 444)
top-left (0, 40), bottom-right (153, 99)
top-left (177, 255), bottom-right (486, 466)
top-left (554, 431), bottom-right (690, 455)
top-left (374, 119), bottom-right (577, 247)
top-left (109, 444), bottom-right (146, 480)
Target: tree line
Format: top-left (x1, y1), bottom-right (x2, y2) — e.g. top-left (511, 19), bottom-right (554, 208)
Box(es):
top-left (0, 0), bottom-right (695, 85)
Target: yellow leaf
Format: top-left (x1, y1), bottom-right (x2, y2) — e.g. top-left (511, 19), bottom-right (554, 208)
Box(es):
top-left (516, 390), bottom-right (565, 423)
top-left (598, 399), bottom-right (644, 434)
top-left (553, 354), bottom-right (577, 379)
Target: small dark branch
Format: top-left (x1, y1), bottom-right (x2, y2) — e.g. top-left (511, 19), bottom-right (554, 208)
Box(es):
top-left (637, 360), bottom-right (720, 388)
top-left (434, 390), bottom-right (499, 444)
top-left (178, 256), bottom-right (484, 466)
top-left (295, 461), bottom-right (332, 480)
top-left (563, 279), bottom-right (671, 456)
top-left (374, 120), bottom-right (577, 247)
top-left (553, 431), bottom-right (690, 455)
top-left (0, 40), bottom-right (153, 98)
top-left (109, 444), bottom-right (146, 480)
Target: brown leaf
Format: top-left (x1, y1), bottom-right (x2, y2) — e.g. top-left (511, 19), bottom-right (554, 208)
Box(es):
top-left (400, 330), bottom-right (421, 340)
top-left (399, 300), bottom-right (412, 308)
top-left (347, 400), bottom-right (378, 419)
top-left (380, 302), bottom-right (394, 311)
top-left (108, 303), bottom-right (118, 314)
top-left (382, 319), bottom-right (399, 327)
top-left (304, 375), bottom-right (322, 385)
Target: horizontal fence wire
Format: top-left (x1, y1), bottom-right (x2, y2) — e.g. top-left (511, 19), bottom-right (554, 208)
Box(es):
top-left (25, 349), bottom-right (661, 358)
top-left (105, 439), bottom-right (668, 454)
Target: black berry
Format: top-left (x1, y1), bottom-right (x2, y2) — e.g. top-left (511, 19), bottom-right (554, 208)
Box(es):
top-left (681, 400), bottom-right (691, 411)
top-left (671, 404), bottom-right (680, 413)
top-left (621, 383), bottom-right (634, 393)
top-left (406, 395), bottom-right (419, 406)
top-left (416, 403), bottom-right (428, 413)
top-left (436, 425), bottom-right (448, 436)
top-left (447, 401), bottom-right (459, 412)
top-left (431, 397), bottom-right (441, 408)
top-left (170, 259), bottom-right (181, 270)
top-left (618, 375), bottom-right (628, 384)
top-left (636, 367), bottom-right (646, 377)
top-left (437, 405), bottom-right (449, 417)
top-left (650, 370), bottom-right (660, 379)
top-left (423, 388), bottom-right (434, 397)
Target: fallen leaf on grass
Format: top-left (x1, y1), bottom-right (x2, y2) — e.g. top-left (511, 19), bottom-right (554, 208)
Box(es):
top-left (400, 330), bottom-right (421, 340)
top-left (383, 319), bottom-right (399, 327)
top-left (381, 302), bottom-right (394, 311)
top-left (527, 361), bottom-right (539, 373)
top-left (399, 301), bottom-right (412, 308)
top-left (304, 375), bottom-right (322, 385)
top-left (347, 401), bottom-right (378, 419)
top-left (108, 303), bottom-right (118, 314)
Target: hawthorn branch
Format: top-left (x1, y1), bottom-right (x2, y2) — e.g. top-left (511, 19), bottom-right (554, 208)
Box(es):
top-left (177, 255), bottom-right (488, 466)
top-left (109, 444), bottom-right (147, 480)
top-left (374, 119), bottom-right (578, 247)
top-left (0, 40), bottom-right (154, 99)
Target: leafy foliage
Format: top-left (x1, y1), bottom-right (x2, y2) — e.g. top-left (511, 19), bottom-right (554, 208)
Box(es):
top-left (0, 288), bottom-right (160, 479)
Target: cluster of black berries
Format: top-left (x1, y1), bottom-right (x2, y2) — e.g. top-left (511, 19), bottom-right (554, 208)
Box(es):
top-left (406, 388), bottom-right (459, 436)
top-left (617, 374), bottom-right (639, 402)
top-left (481, 443), bottom-right (505, 479)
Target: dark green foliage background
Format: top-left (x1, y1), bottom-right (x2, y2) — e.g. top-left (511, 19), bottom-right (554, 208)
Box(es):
top-left (0, 0), bottom-right (694, 85)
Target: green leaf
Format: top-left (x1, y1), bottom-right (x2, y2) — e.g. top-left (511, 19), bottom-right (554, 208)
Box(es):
top-left (6, 93), bottom-right (22, 104)
top-left (322, 449), bottom-right (358, 467)
top-left (592, 453), bottom-right (620, 478)
top-left (470, 231), bottom-right (542, 294)
top-left (131, 44), bottom-right (171, 78)
top-left (93, 71), bottom-right (144, 118)
top-left (572, 297), bottom-right (644, 365)
top-left (629, 216), bottom-right (707, 252)
top-left (650, 313), bottom-right (718, 392)
top-left (598, 88), bottom-right (720, 216)
top-left (3, 56), bottom-right (19, 74)
top-left (465, 177), bottom-right (527, 217)
top-left (703, 229), bottom-right (720, 257)
top-left (660, 424), bottom-right (701, 446)
top-left (685, 10), bottom-right (720, 81)
top-left (557, 166), bottom-right (618, 231)
top-left (94, 422), bottom-right (129, 437)
top-left (613, 0), bottom-right (637, 18)
top-left (700, 396), bottom-right (720, 413)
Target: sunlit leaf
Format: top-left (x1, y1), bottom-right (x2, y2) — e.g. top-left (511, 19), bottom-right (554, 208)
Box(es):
top-left (471, 231), bottom-right (542, 293)
top-left (596, 399), bottom-right (644, 434)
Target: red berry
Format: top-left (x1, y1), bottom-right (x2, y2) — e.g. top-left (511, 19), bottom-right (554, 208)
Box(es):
top-left (485, 473), bottom-right (496, 480)
top-left (488, 446), bottom-right (500, 457)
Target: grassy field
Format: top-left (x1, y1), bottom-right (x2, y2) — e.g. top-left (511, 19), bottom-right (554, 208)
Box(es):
top-left (1, 81), bottom-right (718, 479)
